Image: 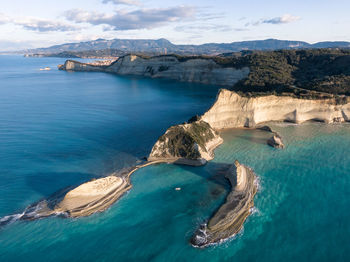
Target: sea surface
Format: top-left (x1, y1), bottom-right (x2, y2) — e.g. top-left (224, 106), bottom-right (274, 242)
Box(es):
top-left (0, 55), bottom-right (350, 262)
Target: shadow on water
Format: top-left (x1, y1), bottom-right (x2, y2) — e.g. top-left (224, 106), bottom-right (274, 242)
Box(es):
top-left (178, 162), bottom-right (232, 189)
top-left (25, 172), bottom-right (96, 198)
top-left (234, 135), bottom-right (269, 145)
top-left (176, 162), bottom-right (235, 222)
top-left (228, 129), bottom-right (271, 146)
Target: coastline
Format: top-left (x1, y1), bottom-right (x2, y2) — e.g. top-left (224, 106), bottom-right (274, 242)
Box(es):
top-left (4, 57), bottom-right (350, 247)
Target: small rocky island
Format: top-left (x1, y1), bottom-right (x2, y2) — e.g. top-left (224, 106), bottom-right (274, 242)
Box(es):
top-left (191, 160), bottom-right (257, 247)
top-left (148, 120), bottom-right (223, 165)
top-left (258, 126), bottom-right (285, 149)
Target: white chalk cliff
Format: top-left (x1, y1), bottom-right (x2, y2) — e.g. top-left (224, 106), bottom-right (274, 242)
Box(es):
top-left (59, 55), bottom-right (249, 86)
top-left (201, 89), bottom-right (350, 129)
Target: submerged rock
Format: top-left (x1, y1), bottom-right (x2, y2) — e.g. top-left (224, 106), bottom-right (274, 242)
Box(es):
top-left (191, 160), bottom-right (257, 247)
top-left (257, 125), bottom-right (274, 132)
top-left (148, 120), bottom-right (223, 166)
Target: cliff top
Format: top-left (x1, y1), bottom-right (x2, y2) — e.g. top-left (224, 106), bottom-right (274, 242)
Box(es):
top-left (111, 49), bottom-right (350, 97)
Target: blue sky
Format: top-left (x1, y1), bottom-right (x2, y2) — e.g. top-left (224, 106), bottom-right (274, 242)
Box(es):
top-left (0, 0), bottom-right (349, 50)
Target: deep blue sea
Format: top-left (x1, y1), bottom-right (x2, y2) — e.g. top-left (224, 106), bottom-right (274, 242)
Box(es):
top-left (0, 55), bottom-right (349, 262)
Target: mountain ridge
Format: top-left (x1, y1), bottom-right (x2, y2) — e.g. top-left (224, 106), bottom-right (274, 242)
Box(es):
top-left (24, 38), bottom-right (350, 56)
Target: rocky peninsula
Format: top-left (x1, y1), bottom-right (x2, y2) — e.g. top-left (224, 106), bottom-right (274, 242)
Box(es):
top-left (58, 54), bottom-right (249, 86)
top-left (50, 120), bottom-right (222, 218)
top-left (191, 160), bottom-right (257, 247)
top-left (3, 120), bottom-right (224, 222)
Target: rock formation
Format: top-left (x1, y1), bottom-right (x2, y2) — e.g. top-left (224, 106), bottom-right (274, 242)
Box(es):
top-left (148, 120), bottom-right (223, 166)
top-left (58, 60), bottom-right (108, 72)
top-left (58, 55), bottom-right (249, 86)
top-left (191, 160), bottom-right (257, 247)
top-left (258, 125), bottom-right (285, 149)
top-left (201, 89), bottom-right (350, 129)
top-left (267, 134), bottom-right (284, 149)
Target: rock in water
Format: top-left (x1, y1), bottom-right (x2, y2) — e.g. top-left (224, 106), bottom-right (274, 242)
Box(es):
top-left (148, 120), bottom-right (223, 166)
top-left (267, 134), bottom-right (285, 149)
top-left (257, 125), bottom-right (274, 132)
top-left (191, 160), bottom-right (257, 247)
top-left (257, 125), bottom-right (285, 149)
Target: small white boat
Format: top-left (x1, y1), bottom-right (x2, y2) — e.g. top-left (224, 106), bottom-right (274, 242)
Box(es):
top-left (39, 67), bottom-right (51, 71)
top-left (175, 187), bottom-right (181, 191)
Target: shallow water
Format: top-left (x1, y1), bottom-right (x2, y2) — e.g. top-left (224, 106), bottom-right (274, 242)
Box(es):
top-left (1, 56), bottom-right (350, 261)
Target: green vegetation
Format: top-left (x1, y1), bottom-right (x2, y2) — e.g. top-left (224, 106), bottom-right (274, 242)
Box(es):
top-left (148, 49), bottom-right (350, 97)
top-left (61, 48), bottom-right (350, 98)
top-left (130, 49), bottom-right (350, 97)
top-left (222, 49), bottom-right (350, 97)
top-left (156, 121), bottom-right (216, 159)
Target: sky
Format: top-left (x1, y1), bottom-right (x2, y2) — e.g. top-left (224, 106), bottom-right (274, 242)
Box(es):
top-left (0, 0), bottom-right (349, 50)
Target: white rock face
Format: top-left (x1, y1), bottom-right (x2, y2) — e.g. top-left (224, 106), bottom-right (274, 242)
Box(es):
top-left (60, 55), bottom-right (249, 86)
top-left (201, 89), bottom-right (350, 129)
top-left (59, 60), bottom-right (105, 72)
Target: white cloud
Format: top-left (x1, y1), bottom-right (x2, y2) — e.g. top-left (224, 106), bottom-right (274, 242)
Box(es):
top-left (0, 13), bottom-right (10, 24)
top-left (263, 14), bottom-right (301, 24)
top-left (174, 24), bottom-right (233, 33)
top-left (14, 18), bottom-right (79, 32)
top-left (0, 13), bottom-right (79, 32)
top-left (65, 6), bottom-right (195, 30)
top-left (246, 14), bottom-right (301, 27)
top-left (102, 0), bottom-right (141, 6)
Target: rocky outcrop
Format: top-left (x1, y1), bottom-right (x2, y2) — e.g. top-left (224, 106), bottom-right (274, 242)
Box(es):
top-left (258, 125), bottom-right (285, 149)
top-left (148, 120), bottom-right (223, 166)
top-left (201, 89), bottom-right (350, 129)
top-left (58, 55), bottom-right (249, 86)
top-left (58, 60), bottom-right (107, 72)
top-left (267, 134), bottom-right (284, 149)
top-left (191, 160), bottom-right (257, 247)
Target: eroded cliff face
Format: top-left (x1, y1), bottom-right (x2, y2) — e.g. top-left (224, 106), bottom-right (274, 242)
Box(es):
top-left (148, 120), bottom-right (223, 165)
top-left (58, 60), bottom-right (106, 72)
top-left (59, 55), bottom-right (249, 86)
top-left (201, 89), bottom-right (350, 129)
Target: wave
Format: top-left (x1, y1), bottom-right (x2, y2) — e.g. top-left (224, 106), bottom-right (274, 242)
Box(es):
top-left (0, 212), bottom-right (25, 227)
top-left (0, 187), bottom-right (72, 229)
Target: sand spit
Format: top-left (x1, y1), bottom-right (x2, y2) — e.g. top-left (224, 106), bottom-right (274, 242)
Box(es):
top-left (53, 160), bottom-right (168, 218)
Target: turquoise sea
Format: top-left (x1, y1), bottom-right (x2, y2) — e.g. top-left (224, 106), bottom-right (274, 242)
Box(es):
top-left (0, 56), bottom-right (349, 262)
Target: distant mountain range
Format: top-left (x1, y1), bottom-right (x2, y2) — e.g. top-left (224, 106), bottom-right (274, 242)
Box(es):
top-left (24, 38), bottom-right (350, 56)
